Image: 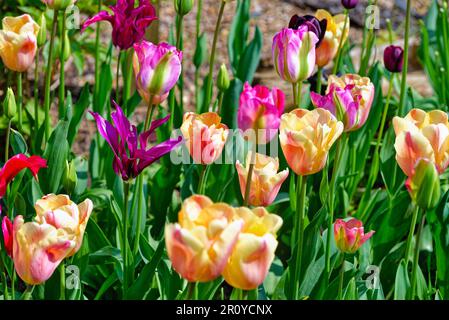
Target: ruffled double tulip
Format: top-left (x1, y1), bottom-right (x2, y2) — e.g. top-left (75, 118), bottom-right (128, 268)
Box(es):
top-left (280, 108), bottom-right (343, 176)
top-left (272, 26), bottom-right (319, 84)
top-left (91, 102), bottom-right (182, 181)
top-left (0, 14), bottom-right (40, 72)
top-left (133, 41), bottom-right (183, 104)
top-left (237, 83), bottom-right (285, 144)
top-left (314, 10), bottom-right (349, 68)
top-left (181, 112), bottom-right (229, 165)
top-left (334, 218), bottom-right (374, 254)
top-left (223, 207), bottom-right (282, 290)
top-left (311, 74), bottom-right (375, 132)
top-left (34, 194), bottom-right (93, 256)
top-left (0, 154), bottom-right (47, 198)
top-left (41, 0), bottom-right (76, 10)
top-left (236, 152), bottom-right (289, 207)
top-left (165, 195), bottom-right (243, 282)
top-left (288, 15), bottom-right (327, 47)
top-left (393, 109), bottom-right (449, 177)
top-left (82, 0), bottom-right (157, 50)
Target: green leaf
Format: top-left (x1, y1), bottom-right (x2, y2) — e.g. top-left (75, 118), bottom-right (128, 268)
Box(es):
top-left (228, 0), bottom-right (251, 73)
top-left (68, 84), bottom-right (91, 146)
top-left (236, 26), bottom-right (263, 83)
top-left (9, 128), bottom-right (27, 155)
top-left (394, 259), bottom-right (410, 300)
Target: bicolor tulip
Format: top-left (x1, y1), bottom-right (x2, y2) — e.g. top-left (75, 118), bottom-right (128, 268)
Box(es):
top-left (90, 101), bottom-right (182, 181)
top-left (133, 41), bottom-right (183, 104)
top-left (393, 109), bottom-right (449, 177)
top-left (165, 195), bottom-right (243, 282)
top-left (280, 108), bottom-right (343, 176)
top-left (384, 45), bottom-right (404, 73)
top-left (0, 14), bottom-right (39, 72)
top-left (334, 218), bottom-right (374, 254)
top-left (8, 215), bottom-right (76, 285)
top-left (41, 0), bottom-right (76, 10)
top-left (181, 112), bottom-right (229, 165)
top-left (222, 207), bottom-right (282, 290)
top-left (311, 74), bottom-right (375, 132)
top-left (236, 152), bottom-right (289, 207)
top-left (272, 26), bottom-right (319, 84)
top-left (82, 0), bottom-right (157, 50)
top-left (0, 154), bottom-right (47, 198)
top-left (314, 10), bottom-right (349, 68)
top-left (288, 15), bottom-right (327, 47)
top-left (237, 82), bottom-right (285, 144)
top-left (34, 194), bottom-right (93, 257)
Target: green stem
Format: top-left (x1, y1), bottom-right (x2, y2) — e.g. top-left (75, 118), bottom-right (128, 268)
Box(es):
top-left (176, 14), bottom-right (184, 114)
top-left (316, 67), bottom-right (323, 94)
top-left (197, 165), bottom-right (207, 194)
top-left (17, 72), bottom-right (22, 132)
top-left (187, 282), bottom-right (197, 300)
top-left (94, 0), bottom-right (102, 106)
top-left (34, 48), bottom-right (40, 140)
top-left (410, 215), bottom-right (425, 299)
top-left (58, 10), bottom-right (66, 119)
top-left (333, 9), bottom-right (349, 75)
top-left (203, 0), bottom-right (226, 111)
top-left (60, 261), bottom-right (65, 300)
top-left (216, 91), bottom-right (224, 114)
top-left (43, 9), bottom-right (58, 141)
top-left (116, 51), bottom-right (122, 105)
top-left (5, 119), bottom-right (11, 162)
top-left (21, 285), bottom-right (34, 300)
top-left (196, 0), bottom-right (203, 39)
top-left (398, 0), bottom-right (411, 116)
top-left (0, 260), bottom-right (9, 300)
top-left (405, 205), bottom-right (420, 265)
top-left (338, 253), bottom-right (345, 300)
top-left (123, 49), bottom-right (133, 105)
top-left (122, 180), bottom-right (131, 299)
top-left (292, 83), bottom-right (298, 108)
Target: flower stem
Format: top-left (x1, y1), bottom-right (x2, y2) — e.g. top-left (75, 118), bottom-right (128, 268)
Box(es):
top-left (122, 180), bottom-right (131, 299)
top-left (316, 67), bottom-right (323, 94)
top-left (405, 205), bottom-right (420, 265)
top-left (332, 9), bottom-right (349, 75)
top-left (43, 9), bottom-right (58, 141)
top-left (196, 0), bottom-right (203, 39)
top-left (187, 282), bottom-right (197, 300)
top-left (410, 215), bottom-right (425, 300)
top-left (243, 151), bottom-right (257, 206)
top-left (338, 253), bottom-right (345, 300)
top-left (144, 96), bottom-right (155, 130)
top-left (21, 285), bottom-right (34, 300)
top-left (94, 0), bottom-right (102, 106)
top-left (216, 91), bottom-right (224, 114)
top-left (197, 165), bottom-right (208, 194)
top-left (58, 10), bottom-right (67, 119)
top-left (398, 0), bottom-right (411, 116)
top-left (176, 14), bottom-right (184, 114)
top-left (34, 48), bottom-right (40, 140)
top-left (116, 51), bottom-right (122, 105)
top-left (60, 261), bottom-right (65, 300)
top-left (203, 0), bottom-right (226, 111)
top-left (5, 119), bottom-right (11, 162)
top-left (16, 72), bottom-right (22, 132)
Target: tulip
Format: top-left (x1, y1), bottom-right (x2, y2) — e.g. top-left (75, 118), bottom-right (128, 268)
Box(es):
top-left (311, 74), bottom-right (375, 132)
top-left (0, 14), bottom-right (39, 72)
top-left (222, 207), bottom-right (282, 290)
top-left (82, 0), bottom-right (157, 50)
top-left (90, 101), bottom-right (182, 181)
top-left (8, 216), bottom-right (75, 285)
top-left (288, 15), bottom-right (327, 47)
top-left (3, 87), bottom-right (16, 119)
top-left (334, 218), bottom-right (374, 254)
top-left (217, 63), bottom-right (230, 92)
top-left (272, 26), bottom-right (319, 84)
top-left (393, 109), bottom-right (449, 177)
top-left (384, 45), bottom-right (404, 73)
top-left (405, 159), bottom-right (441, 210)
top-left (133, 41), bottom-right (183, 105)
top-left (236, 152), bottom-right (289, 207)
top-left (314, 10), bottom-right (349, 68)
top-left (237, 82), bottom-right (285, 144)
top-left (342, 0), bottom-right (359, 10)
top-left (165, 195), bottom-right (243, 282)
top-left (174, 0), bottom-right (194, 16)
top-left (280, 108), bottom-right (343, 176)
top-left (0, 154), bottom-right (47, 198)
top-left (181, 112), bottom-right (229, 165)
top-left (34, 194), bottom-right (93, 256)
top-left (41, 0), bottom-right (76, 10)
top-left (2, 216), bottom-right (13, 257)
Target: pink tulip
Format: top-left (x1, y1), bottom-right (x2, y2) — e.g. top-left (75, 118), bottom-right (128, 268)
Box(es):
top-left (334, 218), bottom-right (374, 254)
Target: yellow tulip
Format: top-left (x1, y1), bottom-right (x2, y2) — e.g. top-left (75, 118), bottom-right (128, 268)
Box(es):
top-left (280, 108), bottom-right (343, 176)
top-left (222, 207), bottom-right (282, 290)
top-left (0, 14), bottom-right (39, 72)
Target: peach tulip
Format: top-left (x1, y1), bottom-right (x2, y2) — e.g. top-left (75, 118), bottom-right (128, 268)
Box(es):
top-left (222, 207), bottom-right (282, 290)
top-left (34, 194), bottom-right (93, 257)
top-left (0, 14), bottom-right (39, 72)
top-left (334, 218), bottom-right (374, 254)
top-left (181, 112), bottom-right (229, 165)
top-left (280, 108), bottom-right (343, 176)
top-left (236, 152), bottom-right (289, 206)
top-left (165, 195), bottom-right (243, 282)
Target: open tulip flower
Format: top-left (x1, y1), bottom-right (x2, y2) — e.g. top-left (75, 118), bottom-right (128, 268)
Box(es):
top-left (82, 0), bottom-right (157, 50)
top-left (223, 207), bottom-right (283, 290)
top-left (0, 14), bottom-right (39, 72)
top-left (314, 10), bottom-right (349, 68)
top-left (133, 41), bottom-right (183, 104)
top-left (311, 74), bottom-right (375, 132)
top-left (34, 194), bottom-right (93, 257)
top-left (288, 15), bottom-right (327, 47)
top-left (181, 112), bottom-right (229, 165)
top-left (90, 102), bottom-right (182, 181)
top-left (393, 109), bottom-right (449, 177)
top-left (238, 82), bottom-right (285, 144)
top-left (280, 108), bottom-right (343, 176)
top-left (236, 152), bottom-right (289, 207)
top-left (165, 195), bottom-right (243, 282)
top-left (272, 26), bottom-right (319, 84)
top-left (334, 218), bottom-right (374, 254)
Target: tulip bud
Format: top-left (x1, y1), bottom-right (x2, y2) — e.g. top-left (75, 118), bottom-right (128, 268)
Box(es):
top-left (3, 88), bottom-right (17, 119)
top-left (217, 64), bottom-right (230, 92)
top-left (41, 0), bottom-right (76, 11)
top-left (341, 0), bottom-right (359, 9)
top-left (63, 31), bottom-right (71, 61)
top-left (62, 160), bottom-right (77, 194)
top-left (406, 159), bottom-right (441, 210)
top-left (193, 34), bottom-right (207, 68)
top-left (384, 45), bottom-right (404, 73)
top-left (37, 13), bottom-right (47, 47)
top-left (174, 0), bottom-right (194, 16)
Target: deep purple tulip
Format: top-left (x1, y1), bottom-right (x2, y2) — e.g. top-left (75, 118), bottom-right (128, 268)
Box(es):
top-left (289, 15), bottom-right (327, 47)
top-left (82, 0), bottom-right (157, 50)
top-left (341, 0), bottom-right (359, 9)
top-left (384, 45), bottom-right (404, 73)
top-left (90, 102), bottom-right (182, 181)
